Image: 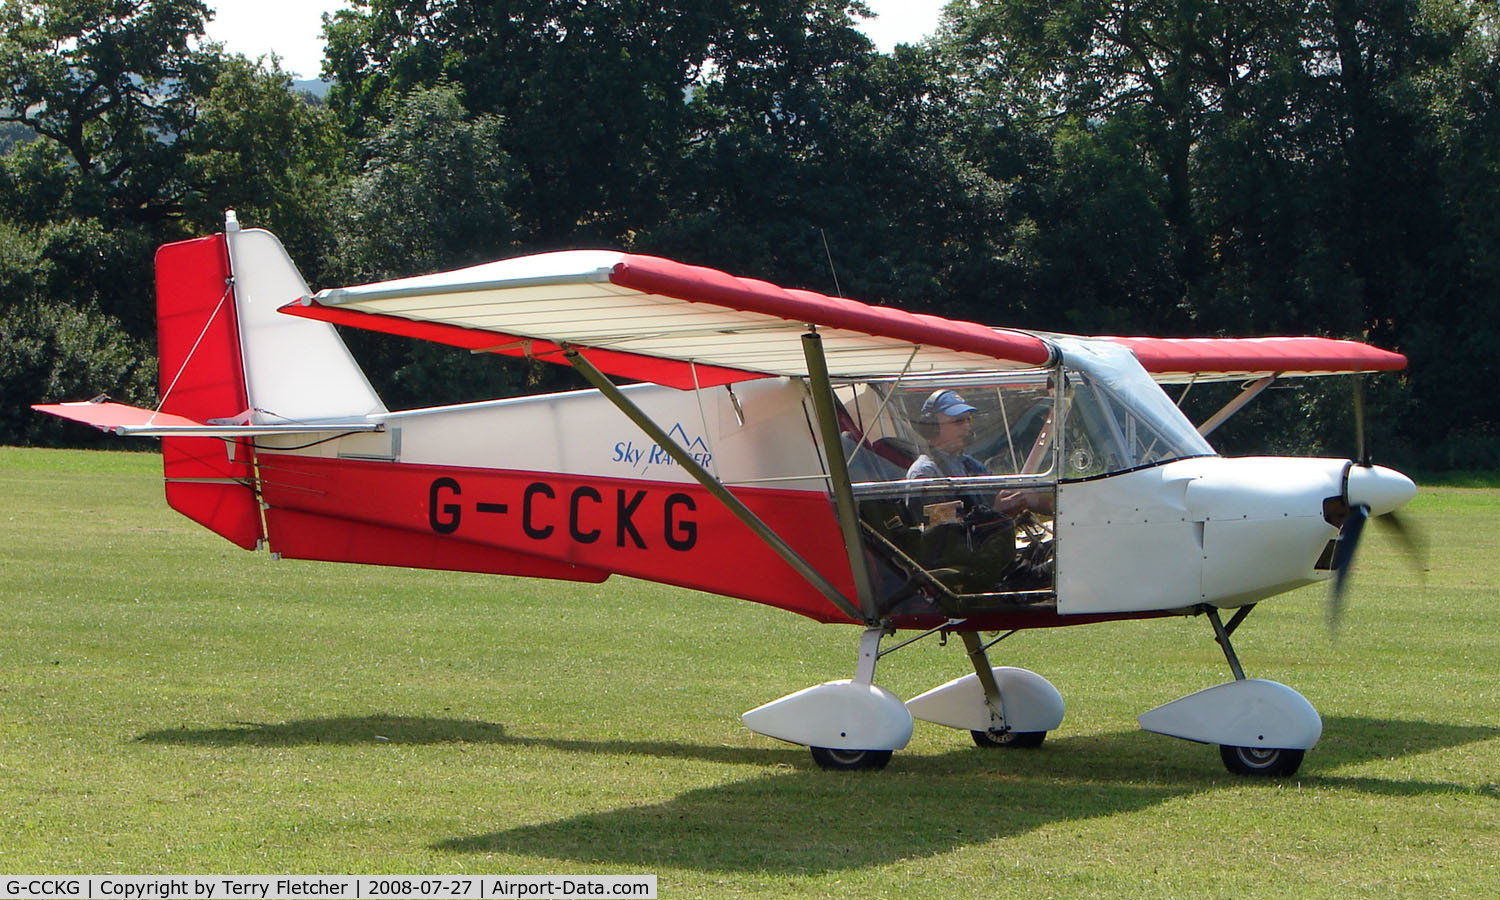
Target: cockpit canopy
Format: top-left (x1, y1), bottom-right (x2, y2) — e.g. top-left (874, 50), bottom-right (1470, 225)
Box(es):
top-left (839, 336), bottom-right (1215, 489)
top-left (1051, 337), bottom-right (1216, 479)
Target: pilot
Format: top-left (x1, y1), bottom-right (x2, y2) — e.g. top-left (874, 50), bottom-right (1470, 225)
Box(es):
top-left (907, 390), bottom-right (988, 480)
top-left (908, 389), bottom-right (1051, 517)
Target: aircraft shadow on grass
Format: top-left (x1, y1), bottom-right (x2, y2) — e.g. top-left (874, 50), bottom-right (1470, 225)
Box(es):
top-left (136, 714), bottom-right (1498, 873)
top-left (134, 715), bottom-right (778, 766)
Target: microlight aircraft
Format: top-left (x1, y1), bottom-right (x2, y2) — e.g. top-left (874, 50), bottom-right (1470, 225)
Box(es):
top-left (36, 213), bottom-right (1417, 776)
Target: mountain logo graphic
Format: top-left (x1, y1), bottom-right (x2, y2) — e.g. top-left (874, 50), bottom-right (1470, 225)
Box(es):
top-left (665, 423), bottom-right (711, 455)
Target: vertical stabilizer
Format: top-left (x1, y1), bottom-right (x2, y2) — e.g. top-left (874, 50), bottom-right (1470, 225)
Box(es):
top-left (153, 215), bottom-right (387, 549)
top-left (222, 223), bottom-right (386, 423)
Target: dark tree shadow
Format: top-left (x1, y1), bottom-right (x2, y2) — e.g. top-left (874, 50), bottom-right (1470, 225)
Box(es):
top-left (136, 715), bottom-right (511, 747)
top-left (436, 762), bottom-right (1184, 872)
top-left (429, 716), bottom-right (1499, 872)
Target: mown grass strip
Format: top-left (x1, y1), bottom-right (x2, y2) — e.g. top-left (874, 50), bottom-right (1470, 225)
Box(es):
top-left (1, 447), bottom-right (1496, 896)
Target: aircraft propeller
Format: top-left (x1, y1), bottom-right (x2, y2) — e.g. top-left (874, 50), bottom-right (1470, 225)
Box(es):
top-left (1326, 377), bottom-right (1421, 632)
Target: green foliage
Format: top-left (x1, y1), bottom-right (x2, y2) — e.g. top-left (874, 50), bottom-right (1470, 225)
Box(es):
top-left (326, 0), bottom-right (720, 244)
top-left (0, 2), bottom-right (353, 442)
top-left (0, 300), bottom-right (154, 445)
top-left (0, 218), bottom-right (155, 443)
top-left (938, 0), bottom-right (1500, 467)
top-left (319, 83), bottom-right (529, 409)
top-left (323, 1), bottom-right (883, 247)
top-left (0, 0), bottom-right (217, 223)
top-left (177, 55), bottom-right (349, 266)
top-left (0, 0), bottom-right (1497, 468)
top-left (326, 83), bottom-right (515, 282)
top-left (641, 35), bottom-right (1017, 310)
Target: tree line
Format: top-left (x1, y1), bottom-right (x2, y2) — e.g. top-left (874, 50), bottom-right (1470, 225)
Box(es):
top-left (3, 0), bottom-right (1498, 471)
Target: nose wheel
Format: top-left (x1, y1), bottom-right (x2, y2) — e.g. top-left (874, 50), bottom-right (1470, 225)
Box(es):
top-left (1139, 607), bottom-right (1322, 777)
top-left (1220, 744), bottom-right (1305, 777)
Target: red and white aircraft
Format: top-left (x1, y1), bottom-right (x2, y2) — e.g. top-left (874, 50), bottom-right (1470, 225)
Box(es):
top-left (37, 213), bottom-right (1415, 775)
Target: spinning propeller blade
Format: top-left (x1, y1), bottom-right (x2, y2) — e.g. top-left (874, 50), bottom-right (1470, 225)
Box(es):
top-left (1327, 503), bottom-right (1368, 634)
top-left (1376, 509), bottom-right (1425, 566)
top-left (1325, 377), bottom-right (1420, 634)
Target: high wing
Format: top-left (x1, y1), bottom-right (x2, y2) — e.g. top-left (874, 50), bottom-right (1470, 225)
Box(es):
top-left (1098, 335), bottom-right (1406, 383)
top-left (282, 251), bottom-right (1055, 387)
top-left (283, 249), bottom-right (1404, 385)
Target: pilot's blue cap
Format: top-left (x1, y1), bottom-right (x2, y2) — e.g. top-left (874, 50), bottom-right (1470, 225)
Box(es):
top-left (922, 389), bottom-right (977, 420)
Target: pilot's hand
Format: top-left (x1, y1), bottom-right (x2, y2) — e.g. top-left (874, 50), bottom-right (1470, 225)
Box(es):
top-left (994, 489), bottom-right (1051, 516)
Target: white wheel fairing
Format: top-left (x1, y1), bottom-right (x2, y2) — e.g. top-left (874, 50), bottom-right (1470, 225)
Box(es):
top-left (905, 667), bottom-right (1065, 734)
top-left (1138, 678), bottom-right (1322, 750)
top-left (742, 680), bottom-right (914, 751)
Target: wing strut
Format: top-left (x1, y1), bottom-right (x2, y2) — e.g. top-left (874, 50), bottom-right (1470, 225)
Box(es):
top-left (800, 331), bottom-right (879, 620)
top-left (1197, 375), bottom-right (1277, 437)
top-left (562, 346), bottom-right (872, 625)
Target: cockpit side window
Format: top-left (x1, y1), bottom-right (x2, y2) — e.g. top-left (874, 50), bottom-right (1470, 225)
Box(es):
top-left (835, 372), bottom-right (1062, 618)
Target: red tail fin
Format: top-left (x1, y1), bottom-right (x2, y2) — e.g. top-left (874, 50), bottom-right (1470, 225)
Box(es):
top-left (155, 234), bottom-right (263, 549)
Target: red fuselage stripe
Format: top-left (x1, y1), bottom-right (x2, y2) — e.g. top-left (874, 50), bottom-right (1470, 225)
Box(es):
top-left (256, 455), bottom-right (861, 624)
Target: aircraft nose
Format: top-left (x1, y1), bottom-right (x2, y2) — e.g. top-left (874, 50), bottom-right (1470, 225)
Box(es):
top-left (1344, 464), bottom-right (1416, 516)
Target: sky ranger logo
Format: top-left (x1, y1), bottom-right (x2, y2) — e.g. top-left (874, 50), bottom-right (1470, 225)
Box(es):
top-left (612, 423), bottom-right (713, 475)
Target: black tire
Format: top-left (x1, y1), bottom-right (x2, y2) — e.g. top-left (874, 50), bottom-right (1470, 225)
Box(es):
top-left (810, 746), bottom-right (894, 771)
top-left (971, 729), bottom-right (1047, 749)
top-left (1219, 744), bottom-right (1305, 777)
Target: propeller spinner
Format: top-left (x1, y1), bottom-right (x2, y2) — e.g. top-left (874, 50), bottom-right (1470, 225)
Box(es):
top-left (1327, 461), bottom-right (1418, 631)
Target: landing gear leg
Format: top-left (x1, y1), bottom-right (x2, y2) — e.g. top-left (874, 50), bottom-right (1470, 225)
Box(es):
top-left (1140, 606), bottom-right (1321, 776)
top-left (962, 632), bottom-right (1047, 749)
top-left (904, 629), bottom-right (1064, 746)
top-left (807, 626), bottom-right (902, 771)
top-left (1208, 604), bottom-right (1253, 682)
top-left (1207, 606), bottom-right (1306, 778)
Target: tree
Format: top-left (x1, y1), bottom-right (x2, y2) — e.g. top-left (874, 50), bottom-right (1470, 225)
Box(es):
top-left (326, 83), bottom-right (516, 282)
top-left (323, 0), bottom-right (881, 247)
top-left (645, 39), bottom-right (1028, 324)
top-left (178, 54), bottom-right (349, 268)
top-left (0, 218), bottom-right (155, 444)
top-left (0, 0), bottom-right (217, 223)
top-left (0, 1), bottom-right (353, 444)
top-left (939, 0), bottom-right (1500, 466)
top-left (322, 83), bottom-right (527, 409)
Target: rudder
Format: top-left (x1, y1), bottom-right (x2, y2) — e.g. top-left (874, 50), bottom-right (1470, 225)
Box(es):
top-left (155, 232), bottom-right (262, 548)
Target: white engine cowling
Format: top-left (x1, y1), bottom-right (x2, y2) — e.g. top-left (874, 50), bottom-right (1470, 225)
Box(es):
top-left (904, 667), bottom-right (1065, 734)
top-left (742, 680), bottom-right (914, 751)
top-left (1137, 678), bottom-right (1322, 750)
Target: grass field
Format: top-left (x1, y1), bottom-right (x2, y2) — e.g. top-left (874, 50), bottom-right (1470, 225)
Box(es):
top-left (1, 447), bottom-right (1497, 897)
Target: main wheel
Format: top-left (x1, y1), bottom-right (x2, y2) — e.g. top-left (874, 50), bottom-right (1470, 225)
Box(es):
top-left (971, 729), bottom-right (1047, 749)
top-left (1219, 744), bottom-right (1305, 777)
top-left (810, 746), bottom-right (894, 771)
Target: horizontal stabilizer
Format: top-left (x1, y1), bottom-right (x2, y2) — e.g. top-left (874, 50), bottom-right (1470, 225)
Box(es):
top-left (33, 401), bottom-right (381, 437)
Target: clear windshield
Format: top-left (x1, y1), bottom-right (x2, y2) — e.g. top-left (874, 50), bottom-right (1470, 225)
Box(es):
top-left (1053, 337), bottom-right (1215, 479)
top-left (837, 373), bottom-right (1060, 489)
top-left (836, 372), bottom-right (1063, 616)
